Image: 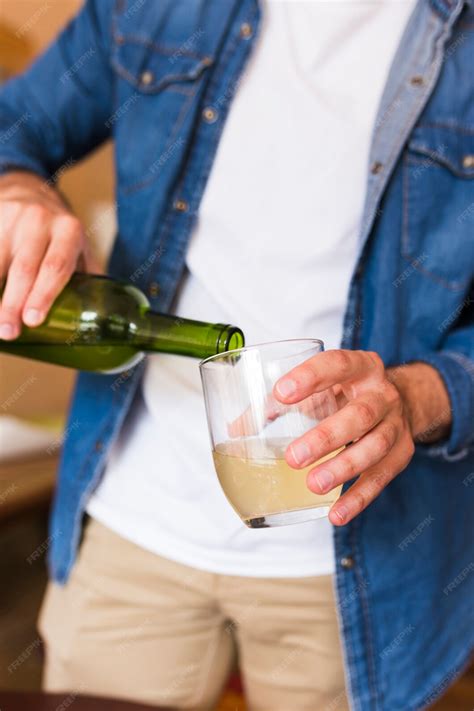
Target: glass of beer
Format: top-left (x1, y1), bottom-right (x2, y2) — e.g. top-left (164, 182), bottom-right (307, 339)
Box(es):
top-left (200, 339), bottom-right (343, 528)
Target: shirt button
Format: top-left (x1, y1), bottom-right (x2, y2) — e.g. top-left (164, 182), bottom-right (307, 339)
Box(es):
top-left (240, 22), bottom-right (253, 39)
top-left (95, 440), bottom-right (104, 452)
top-left (462, 154), bottom-right (474, 169)
top-left (202, 106), bottom-right (218, 123)
top-left (340, 556), bottom-right (355, 570)
top-left (370, 161), bottom-right (384, 175)
top-left (174, 199), bottom-right (189, 212)
top-left (148, 282), bottom-right (160, 297)
top-left (140, 70), bottom-right (154, 87)
top-left (410, 75), bottom-right (424, 87)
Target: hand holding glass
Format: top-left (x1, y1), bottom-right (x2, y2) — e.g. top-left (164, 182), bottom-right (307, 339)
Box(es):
top-left (200, 339), bottom-right (343, 527)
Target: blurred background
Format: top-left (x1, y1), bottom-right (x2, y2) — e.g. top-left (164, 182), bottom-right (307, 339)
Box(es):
top-left (0, 2), bottom-right (471, 709)
top-left (0, 0), bottom-right (118, 703)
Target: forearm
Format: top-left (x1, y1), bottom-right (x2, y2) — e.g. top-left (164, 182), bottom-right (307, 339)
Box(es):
top-left (388, 362), bottom-right (452, 444)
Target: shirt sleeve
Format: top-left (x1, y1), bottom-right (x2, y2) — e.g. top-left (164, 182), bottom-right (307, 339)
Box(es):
top-left (0, 0), bottom-right (114, 181)
top-left (415, 308), bottom-right (474, 460)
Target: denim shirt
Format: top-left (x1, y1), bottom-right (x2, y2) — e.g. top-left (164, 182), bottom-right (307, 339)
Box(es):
top-left (0, 1), bottom-right (473, 709)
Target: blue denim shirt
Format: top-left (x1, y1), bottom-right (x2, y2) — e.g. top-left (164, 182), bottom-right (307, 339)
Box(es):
top-left (0, 1), bottom-right (473, 709)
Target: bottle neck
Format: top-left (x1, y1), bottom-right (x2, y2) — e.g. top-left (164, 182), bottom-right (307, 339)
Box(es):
top-left (135, 309), bottom-right (244, 359)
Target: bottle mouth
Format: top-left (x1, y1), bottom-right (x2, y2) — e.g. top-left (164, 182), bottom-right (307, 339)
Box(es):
top-left (200, 337), bottom-right (324, 368)
top-left (216, 326), bottom-right (245, 355)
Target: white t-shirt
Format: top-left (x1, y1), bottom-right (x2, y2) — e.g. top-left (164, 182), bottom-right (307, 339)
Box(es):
top-left (87, 0), bottom-right (416, 577)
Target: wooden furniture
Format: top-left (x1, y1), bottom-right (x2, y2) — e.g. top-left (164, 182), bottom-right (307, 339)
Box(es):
top-left (0, 454), bottom-right (58, 523)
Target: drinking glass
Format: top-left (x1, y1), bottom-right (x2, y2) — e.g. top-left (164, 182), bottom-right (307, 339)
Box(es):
top-left (199, 339), bottom-right (343, 528)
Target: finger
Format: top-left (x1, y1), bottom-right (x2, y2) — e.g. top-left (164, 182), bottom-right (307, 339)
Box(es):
top-left (22, 215), bottom-right (83, 326)
top-left (285, 390), bottom-right (387, 469)
top-left (0, 238), bottom-right (9, 291)
top-left (306, 418), bottom-right (401, 494)
top-left (328, 430), bottom-right (415, 525)
top-left (0, 221), bottom-right (49, 338)
top-left (274, 350), bottom-right (384, 404)
top-left (78, 243), bottom-right (104, 275)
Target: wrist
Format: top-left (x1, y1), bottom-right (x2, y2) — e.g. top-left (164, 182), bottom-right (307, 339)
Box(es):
top-left (388, 362), bottom-right (452, 443)
top-left (0, 170), bottom-right (66, 210)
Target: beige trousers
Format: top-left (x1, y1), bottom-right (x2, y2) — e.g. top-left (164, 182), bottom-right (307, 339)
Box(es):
top-left (38, 518), bottom-right (349, 711)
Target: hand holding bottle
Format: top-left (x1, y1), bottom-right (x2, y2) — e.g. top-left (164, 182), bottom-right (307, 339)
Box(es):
top-left (0, 170), bottom-right (98, 340)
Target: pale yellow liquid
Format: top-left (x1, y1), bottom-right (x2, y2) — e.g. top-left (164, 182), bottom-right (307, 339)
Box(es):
top-left (213, 438), bottom-right (343, 525)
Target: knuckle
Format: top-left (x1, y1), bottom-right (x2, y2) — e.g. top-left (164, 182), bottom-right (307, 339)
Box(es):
top-left (337, 454), bottom-right (358, 481)
top-left (59, 214), bottom-right (82, 240)
top-left (312, 424), bottom-right (334, 452)
top-left (382, 380), bottom-right (401, 408)
top-left (352, 489), bottom-right (367, 514)
top-left (12, 256), bottom-right (37, 279)
top-left (370, 468), bottom-right (391, 492)
top-left (373, 425), bottom-right (396, 458)
top-left (367, 351), bottom-right (385, 374)
top-left (332, 350), bottom-right (352, 378)
top-left (25, 203), bottom-right (48, 223)
top-left (31, 285), bottom-right (57, 308)
top-left (3, 199), bottom-right (22, 218)
top-left (43, 253), bottom-right (70, 274)
top-left (0, 301), bottom-right (20, 317)
top-left (353, 400), bottom-right (377, 430)
top-left (405, 437), bottom-right (415, 461)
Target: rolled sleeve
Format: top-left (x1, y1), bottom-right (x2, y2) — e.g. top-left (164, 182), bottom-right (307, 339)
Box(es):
top-left (415, 350), bottom-right (474, 460)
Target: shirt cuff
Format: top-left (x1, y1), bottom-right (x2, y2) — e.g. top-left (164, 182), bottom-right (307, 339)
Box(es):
top-left (414, 351), bottom-right (474, 461)
top-left (0, 158), bottom-right (51, 181)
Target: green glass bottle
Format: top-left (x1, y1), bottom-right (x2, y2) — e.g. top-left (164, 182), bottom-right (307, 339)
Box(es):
top-left (0, 274), bottom-right (244, 373)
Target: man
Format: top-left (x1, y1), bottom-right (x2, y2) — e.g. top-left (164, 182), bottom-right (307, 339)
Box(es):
top-left (0, 0), bottom-right (473, 709)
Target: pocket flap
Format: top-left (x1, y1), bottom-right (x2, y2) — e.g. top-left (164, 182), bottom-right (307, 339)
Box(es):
top-left (408, 123), bottom-right (474, 178)
top-left (112, 38), bottom-right (213, 94)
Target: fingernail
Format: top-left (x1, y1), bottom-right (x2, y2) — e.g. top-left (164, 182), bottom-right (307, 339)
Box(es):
top-left (290, 440), bottom-right (311, 465)
top-left (24, 308), bottom-right (43, 327)
top-left (0, 324), bottom-right (16, 340)
top-left (276, 378), bottom-right (297, 399)
top-left (332, 504), bottom-right (349, 524)
top-left (314, 469), bottom-right (334, 492)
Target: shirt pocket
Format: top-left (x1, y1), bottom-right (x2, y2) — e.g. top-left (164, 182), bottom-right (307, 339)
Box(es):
top-left (402, 123), bottom-right (474, 292)
top-left (110, 36), bottom-right (213, 193)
